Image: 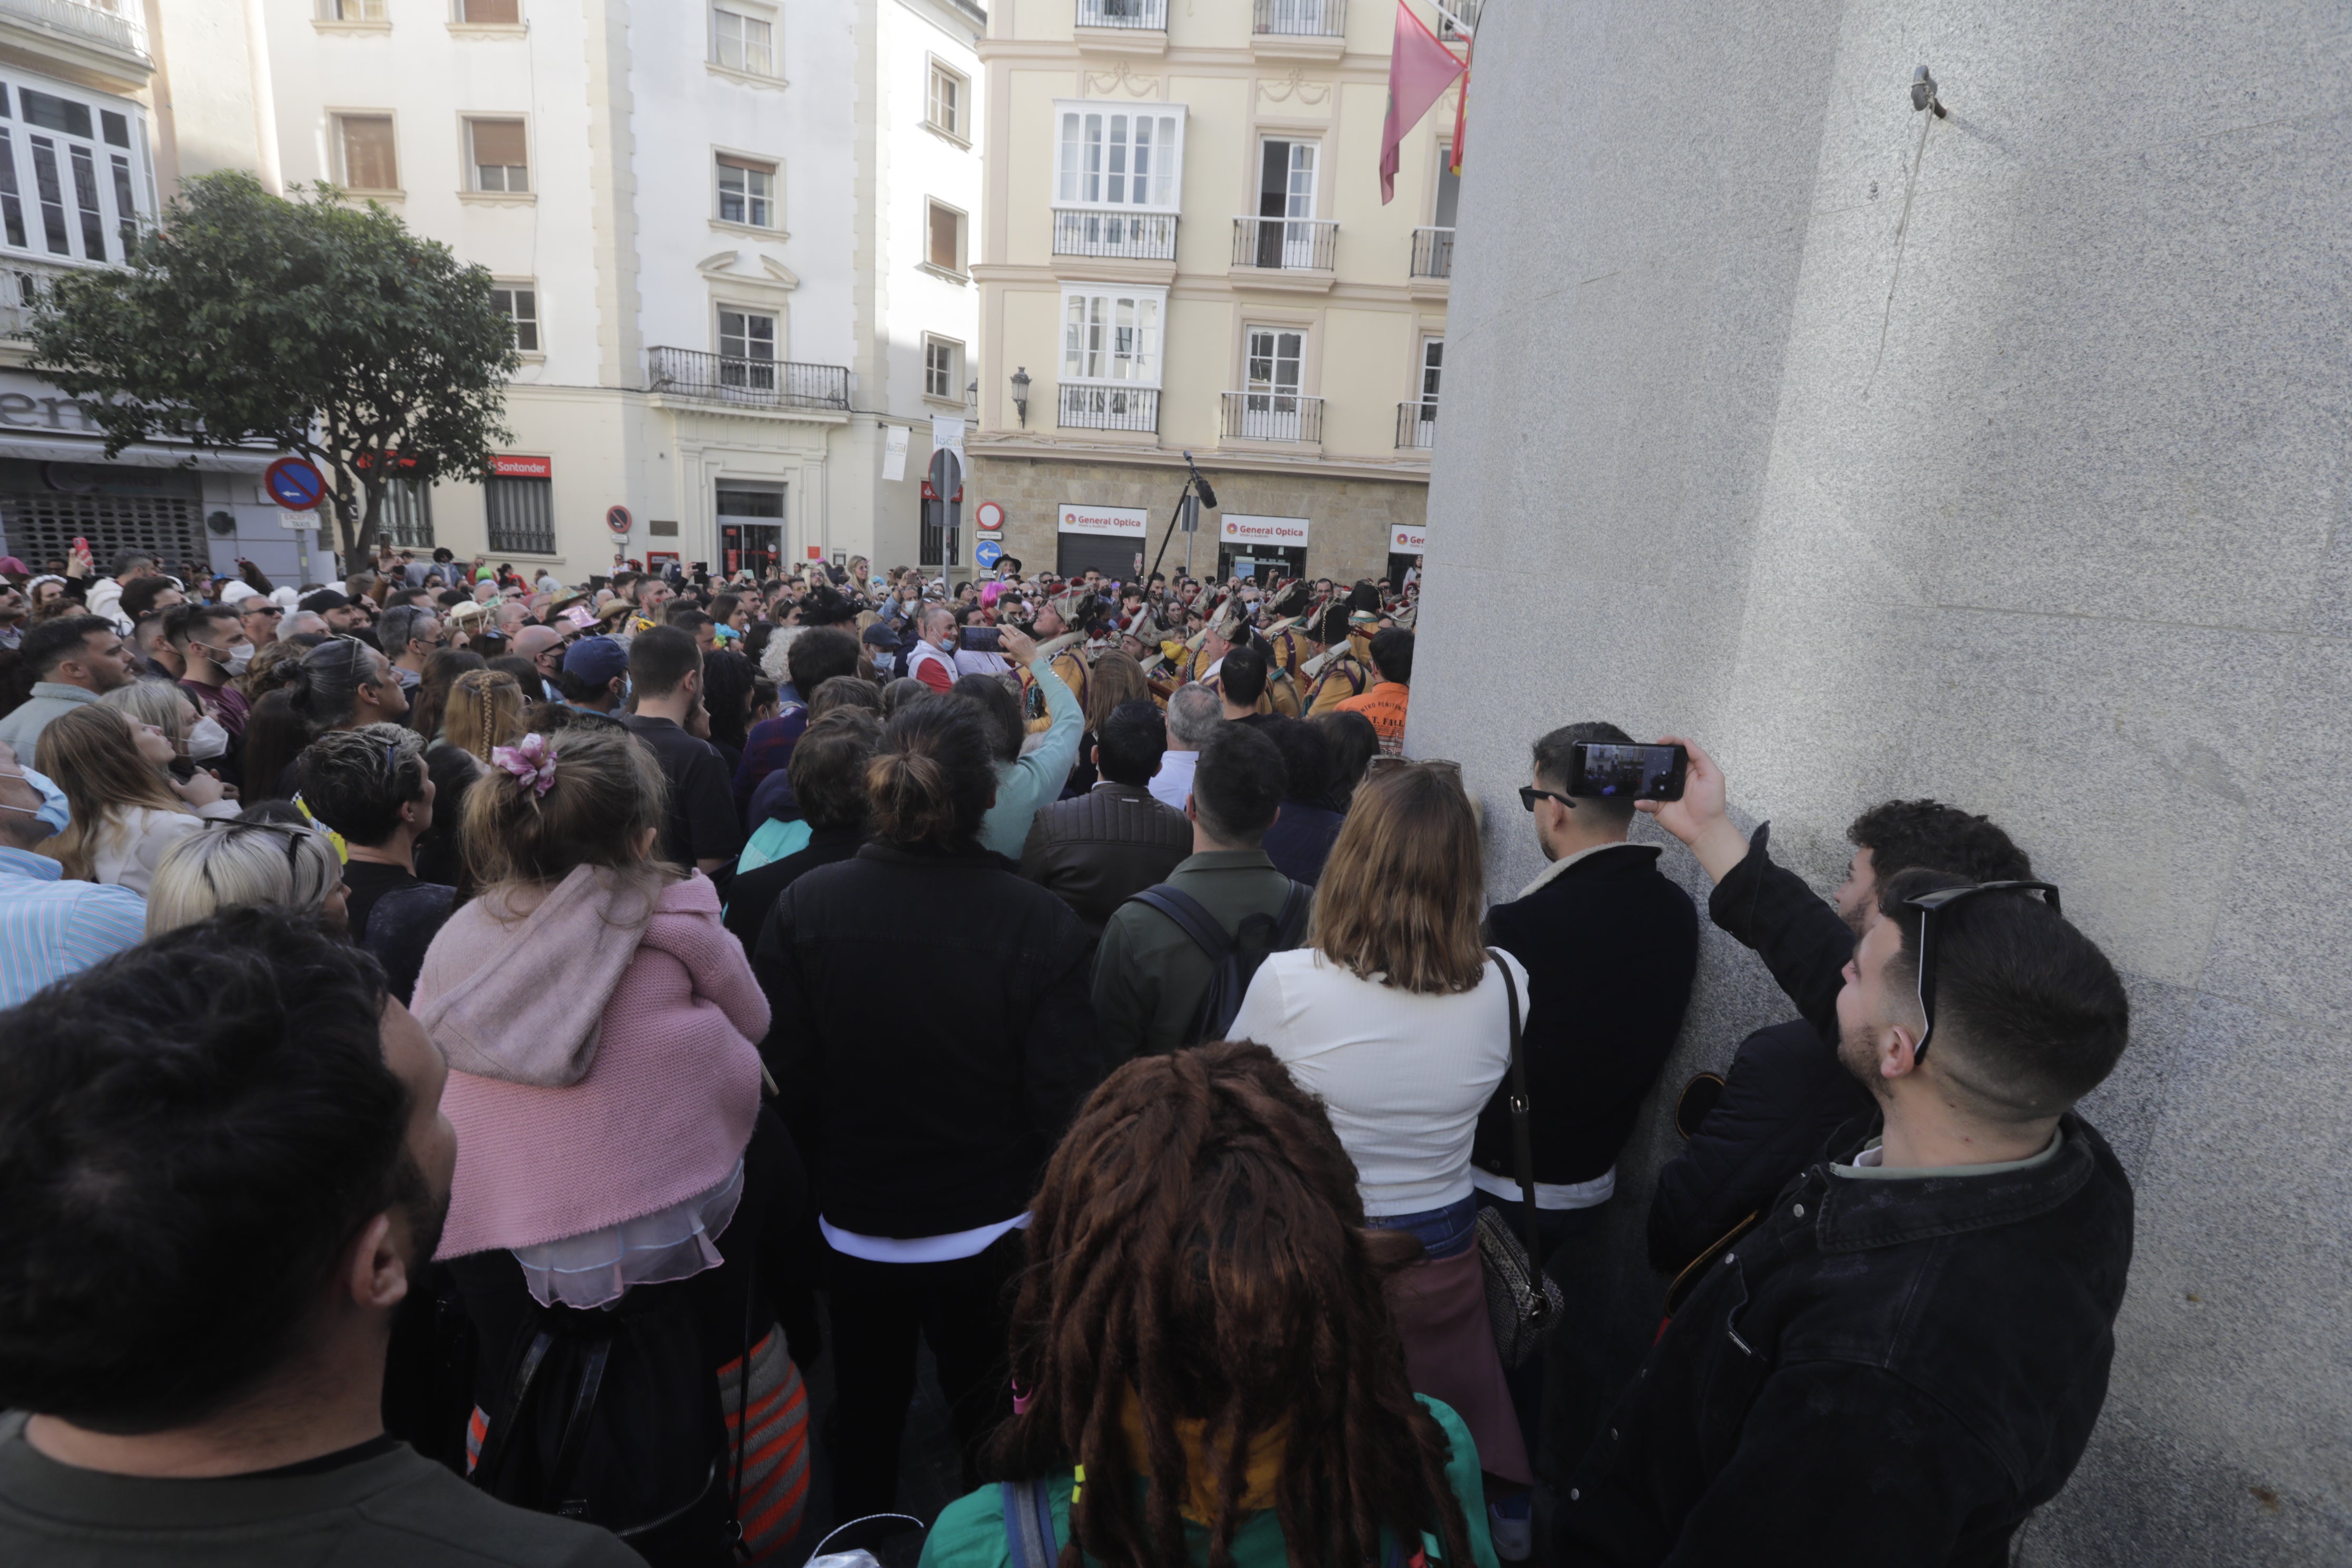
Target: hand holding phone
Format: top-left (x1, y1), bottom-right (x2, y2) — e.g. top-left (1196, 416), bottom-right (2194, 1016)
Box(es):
top-left (1632, 736), bottom-right (1751, 884)
top-left (1567, 741), bottom-right (1690, 802)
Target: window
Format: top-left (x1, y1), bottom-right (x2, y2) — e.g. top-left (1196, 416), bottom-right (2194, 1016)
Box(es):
top-left (1061, 287), bottom-right (1164, 385)
top-left (712, 5), bottom-right (775, 76)
top-left (924, 336), bottom-right (963, 402)
top-left (927, 61), bottom-right (966, 140)
top-left (21, 90), bottom-right (93, 141)
top-left (719, 307), bottom-right (776, 361)
top-left (484, 476), bottom-right (553, 554)
top-left (468, 119), bottom-right (528, 193)
top-left (322, 0), bottom-right (388, 19)
top-left (1417, 335), bottom-right (1442, 418)
top-left (110, 153), bottom-right (135, 252)
top-left (1054, 103), bottom-right (1183, 210)
top-left (1247, 326), bottom-right (1304, 397)
top-left (27, 136), bottom-right (68, 254)
top-left (490, 283), bottom-right (538, 351)
top-left (337, 114), bottom-right (398, 191)
top-left (382, 477), bottom-right (434, 550)
top-left (0, 133), bottom-right (25, 249)
top-left (926, 201), bottom-right (965, 275)
top-left (459, 0), bottom-right (521, 21)
top-left (716, 154), bottom-right (775, 227)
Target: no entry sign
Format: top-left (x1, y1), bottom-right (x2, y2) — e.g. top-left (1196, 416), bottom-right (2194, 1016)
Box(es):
top-left (264, 456), bottom-right (326, 511)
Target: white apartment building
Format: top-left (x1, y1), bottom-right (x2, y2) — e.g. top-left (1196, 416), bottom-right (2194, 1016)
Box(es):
top-left (0, 0), bottom-right (306, 584)
top-left (0, 0), bottom-right (985, 586)
top-left (968, 0), bottom-right (1465, 586)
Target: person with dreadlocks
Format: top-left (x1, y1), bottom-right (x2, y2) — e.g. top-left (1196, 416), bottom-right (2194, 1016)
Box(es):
top-left (919, 1042), bottom-right (1498, 1568)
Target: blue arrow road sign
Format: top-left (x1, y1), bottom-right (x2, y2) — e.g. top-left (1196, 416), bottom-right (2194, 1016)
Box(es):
top-left (975, 539), bottom-right (1004, 569)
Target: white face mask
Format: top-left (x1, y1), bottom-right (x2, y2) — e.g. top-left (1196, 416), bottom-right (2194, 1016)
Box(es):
top-left (198, 639), bottom-right (253, 675)
top-left (185, 715), bottom-right (230, 761)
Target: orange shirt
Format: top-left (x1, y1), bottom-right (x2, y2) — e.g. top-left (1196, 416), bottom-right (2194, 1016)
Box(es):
top-left (1335, 681), bottom-right (1410, 754)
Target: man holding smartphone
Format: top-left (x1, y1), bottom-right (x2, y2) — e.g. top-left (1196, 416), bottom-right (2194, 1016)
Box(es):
top-left (1556, 740), bottom-right (2135, 1567)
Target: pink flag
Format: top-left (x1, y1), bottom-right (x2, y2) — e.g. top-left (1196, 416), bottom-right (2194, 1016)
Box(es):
top-left (1380, 2), bottom-right (1466, 204)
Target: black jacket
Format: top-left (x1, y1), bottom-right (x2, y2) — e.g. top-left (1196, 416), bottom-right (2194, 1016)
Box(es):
top-left (752, 841), bottom-right (1102, 1238)
top-left (1559, 1114), bottom-right (2134, 1567)
top-left (1018, 782), bottom-right (1191, 934)
top-left (723, 827), bottom-right (864, 958)
top-left (1645, 823), bottom-right (1874, 1273)
top-left (1473, 844), bottom-right (1699, 1188)
top-left (1646, 1019), bottom-right (1874, 1275)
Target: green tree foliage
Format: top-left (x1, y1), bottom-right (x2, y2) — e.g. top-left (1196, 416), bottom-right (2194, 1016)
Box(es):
top-left (28, 170), bottom-right (520, 562)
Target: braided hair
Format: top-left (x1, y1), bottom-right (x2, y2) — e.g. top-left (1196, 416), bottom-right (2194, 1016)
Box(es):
top-left (993, 1042), bottom-right (1475, 1568)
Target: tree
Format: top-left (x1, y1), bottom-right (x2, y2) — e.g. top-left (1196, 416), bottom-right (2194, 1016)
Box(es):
top-left (28, 170), bottom-right (520, 564)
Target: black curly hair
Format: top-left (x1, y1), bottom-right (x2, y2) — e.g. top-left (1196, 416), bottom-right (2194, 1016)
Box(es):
top-left (1847, 799), bottom-right (2033, 884)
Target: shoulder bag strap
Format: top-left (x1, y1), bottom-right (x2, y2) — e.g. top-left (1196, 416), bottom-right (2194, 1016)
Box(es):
top-left (1126, 885), bottom-right (1232, 958)
top-left (1488, 948), bottom-right (1545, 1273)
top-left (1001, 1476), bottom-right (1060, 1568)
top-left (1273, 879), bottom-right (1313, 947)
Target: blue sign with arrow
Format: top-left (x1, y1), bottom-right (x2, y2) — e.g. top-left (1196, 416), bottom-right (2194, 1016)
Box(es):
top-left (975, 539), bottom-right (1004, 569)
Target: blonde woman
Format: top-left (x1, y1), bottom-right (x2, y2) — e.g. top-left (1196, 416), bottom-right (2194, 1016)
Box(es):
top-left (34, 704), bottom-right (240, 895)
top-left (438, 668), bottom-right (527, 763)
top-left (412, 726), bottom-right (805, 1552)
top-left (1228, 761), bottom-right (1535, 1513)
top-left (144, 815), bottom-right (345, 936)
top-left (100, 679), bottom-right (232, 777)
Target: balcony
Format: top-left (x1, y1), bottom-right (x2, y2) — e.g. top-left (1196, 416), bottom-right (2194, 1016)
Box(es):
top-left (1251, 0), bottom-right (1345, 56)
top-left (1222, 390), bottom-right (1324, 445)
top-left (0, 0), bottom-right (150, 73)
top-left (0, 258), bottom-right (101, 342)
top-left (1052, 208), bottom-right (1178, 262)
top-left (645, 347), bottom-right (850, 413)
top-left (1410, 226), bottom-right (1454, 280)
top-left (1230, 216), bottom-right (1337, 291)
top-left (1060, 384), bottom-right (1159, 433)
top-left (1076, 0), bottom-right (1164, 25)
top-left (1075, 0), bottom-right (1167, 52)
top-left (1396, 401), bottom-right (1437, 450)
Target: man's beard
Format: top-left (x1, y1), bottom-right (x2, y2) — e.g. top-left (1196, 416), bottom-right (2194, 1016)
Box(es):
top-left (1836, 1016), bottom-right (1896, 1105)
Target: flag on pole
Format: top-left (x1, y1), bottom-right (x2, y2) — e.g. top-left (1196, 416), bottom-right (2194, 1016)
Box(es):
top-left (1379, 1), bottom-right (1467, 204)
top-left (1450, 28), bottom-right (1473, 175)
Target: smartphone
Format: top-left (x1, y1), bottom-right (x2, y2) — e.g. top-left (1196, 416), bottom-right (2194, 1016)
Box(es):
top-left (1567, 742), bottom-right (1689, 802)
top-left (959, 625), bottom-right (1003, 652)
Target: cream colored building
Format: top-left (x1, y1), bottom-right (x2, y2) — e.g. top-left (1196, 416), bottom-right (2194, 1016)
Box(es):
top-left (966, 0), bottom-right (1463, 586)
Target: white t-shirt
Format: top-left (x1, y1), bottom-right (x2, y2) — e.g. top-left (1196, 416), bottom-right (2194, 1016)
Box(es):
top-left (1229, 947), bottom-right (1525, 1218)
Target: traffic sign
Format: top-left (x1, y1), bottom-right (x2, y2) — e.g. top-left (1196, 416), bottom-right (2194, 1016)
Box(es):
top-left (975, 539), bottom-right (1004, 569)
top-left (606, 504), bottom-right (633, 534)
top-left (264, 456), bottom-right (326, 512)
top-left (974, 499), bottom-right (1006, 533)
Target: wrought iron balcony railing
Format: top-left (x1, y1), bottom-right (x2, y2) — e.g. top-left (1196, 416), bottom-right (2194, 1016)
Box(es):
top-left (1222, 390), bottom-right (1324, 444)
top-left (1397, 401), bottom-right (1437, 450)
top-left (1052, 208), bottom-right (1178, 261)
top-left (1410, 226), bottom-right (1455, 279)
top-left (1231, 215), bottom-right (1337, 272)
top-left (1253, 0), bottom-right (1345, 37)
top-left (1060, 384), bottom-right (1159, 432)
top-left (1076, 0), bottom-right (1166, 27)
top-left (0, 0), bottom-right (149, 62)
top-left (645, 347), bottom-right (851, 411)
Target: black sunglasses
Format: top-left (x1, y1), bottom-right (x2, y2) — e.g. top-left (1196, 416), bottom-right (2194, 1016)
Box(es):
top-left (1518, 786), bottom-right (1575, 813)
top-left (214, 818), bottom-right (321, 880)
top-left (1904, 880), bottom-right (2063, 1061)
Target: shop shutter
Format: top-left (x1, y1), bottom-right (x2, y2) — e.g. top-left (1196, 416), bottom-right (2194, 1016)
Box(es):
top-left (0, 489), bottom-right (205, 574)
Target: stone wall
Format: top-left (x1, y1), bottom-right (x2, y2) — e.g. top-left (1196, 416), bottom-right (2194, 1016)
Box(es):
top-left (1408, 3), bottom-right (2352, 1563)
top-left (968, 453), bottom-right (1426, 583)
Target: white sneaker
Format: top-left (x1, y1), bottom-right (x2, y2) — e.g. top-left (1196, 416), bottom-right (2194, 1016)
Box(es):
top-left (1488, 1500), bottom-right (1533, 1562)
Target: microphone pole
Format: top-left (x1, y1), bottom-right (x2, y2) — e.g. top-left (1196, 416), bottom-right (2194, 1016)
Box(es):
top-left (1145, 452), bottom-right (1219, 587)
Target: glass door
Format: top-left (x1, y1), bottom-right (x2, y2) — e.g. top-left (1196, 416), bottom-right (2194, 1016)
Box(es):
top-left (1256, 138), bottom-right (1318, 268)
top-left (1243, 327), bottom-right (1305, 440)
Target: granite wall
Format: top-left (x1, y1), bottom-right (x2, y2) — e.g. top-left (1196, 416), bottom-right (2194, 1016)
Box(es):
top-left (1407, 3), bottom-right (2352, 1562)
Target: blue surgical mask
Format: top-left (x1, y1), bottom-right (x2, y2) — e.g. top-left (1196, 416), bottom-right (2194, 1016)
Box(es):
top-left (0, 765), bottom-right (70, 835)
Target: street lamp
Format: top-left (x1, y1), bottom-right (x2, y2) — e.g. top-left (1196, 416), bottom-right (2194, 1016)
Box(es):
top-left (1010, 366), bottom-right (1031, 428)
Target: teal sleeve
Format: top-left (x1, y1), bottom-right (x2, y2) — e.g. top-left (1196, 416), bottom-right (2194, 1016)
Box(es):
top-left (1025, 657), bottom-right (1084, 788)
top-left (918, 1476), bottom-right (1077, 1568)
top-left (1419, 1395), bottom-right (1502, 1568)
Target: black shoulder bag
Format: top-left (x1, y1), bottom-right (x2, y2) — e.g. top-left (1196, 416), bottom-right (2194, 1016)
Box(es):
top-left (1473, 952), bottom-right (1566, 1368)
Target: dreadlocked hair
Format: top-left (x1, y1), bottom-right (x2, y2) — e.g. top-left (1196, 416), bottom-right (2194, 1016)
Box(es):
top-left (992, 1042), bottom-right (1474, 1568)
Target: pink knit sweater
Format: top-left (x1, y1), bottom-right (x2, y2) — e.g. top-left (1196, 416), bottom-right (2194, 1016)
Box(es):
top-left (416, 869), bottom-right (770, 1259)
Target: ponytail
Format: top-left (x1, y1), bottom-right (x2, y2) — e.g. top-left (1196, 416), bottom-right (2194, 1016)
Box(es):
top-left (866, 700), bottom-right (996, 851)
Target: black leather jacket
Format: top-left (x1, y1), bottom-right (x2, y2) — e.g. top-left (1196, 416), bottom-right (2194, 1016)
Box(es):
top-left (1567, 1113), bottom-right (2132, 1567)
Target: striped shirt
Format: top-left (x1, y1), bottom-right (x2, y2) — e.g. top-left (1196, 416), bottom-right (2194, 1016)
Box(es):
top-left (0, 846), bottom-right (146, 1009)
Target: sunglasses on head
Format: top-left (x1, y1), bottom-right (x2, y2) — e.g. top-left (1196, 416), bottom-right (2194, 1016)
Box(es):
top-left (1903, 880), bottom-right (2062, 1062)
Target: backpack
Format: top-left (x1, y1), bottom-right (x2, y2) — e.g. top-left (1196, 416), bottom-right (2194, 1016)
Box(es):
top-left (999, 1477), bottom-right (1427, 1568)
top-left (465, 1279), bottom-right (747, 1566)
top-left (1124, 879), bottom-right (1312, 1047)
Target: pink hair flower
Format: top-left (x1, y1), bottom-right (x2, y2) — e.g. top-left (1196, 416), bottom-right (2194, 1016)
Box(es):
top-left (492, 732), bottom-right (557, 797)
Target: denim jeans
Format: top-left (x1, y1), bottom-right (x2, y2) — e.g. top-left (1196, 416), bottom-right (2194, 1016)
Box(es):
top-left (1370, 1193), bottom-right (1480, 1261)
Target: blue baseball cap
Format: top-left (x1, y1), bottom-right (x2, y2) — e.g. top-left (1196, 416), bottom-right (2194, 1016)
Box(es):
top-left (561, 634), bottom-right (629, 685)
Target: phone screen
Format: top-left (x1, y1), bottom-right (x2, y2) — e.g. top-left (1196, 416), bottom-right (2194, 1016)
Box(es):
top-left (1569, 742), bottom-right (1690, 802)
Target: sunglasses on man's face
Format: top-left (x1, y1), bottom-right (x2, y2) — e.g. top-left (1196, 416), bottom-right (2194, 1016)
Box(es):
top-left (1903, 880), bottom-right (2063, 1062)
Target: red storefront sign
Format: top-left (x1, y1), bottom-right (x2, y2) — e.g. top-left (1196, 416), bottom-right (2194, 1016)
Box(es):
top-left (489, 454), bottom-right (552, 478)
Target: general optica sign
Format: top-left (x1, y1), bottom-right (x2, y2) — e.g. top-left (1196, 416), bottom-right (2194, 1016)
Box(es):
top-left (1390, 523), bottom-right (1429, 552)
top-left (1219, 513), bottom-right (1311, 546)
top-left (1057, 503), bottom-right (1149, 537)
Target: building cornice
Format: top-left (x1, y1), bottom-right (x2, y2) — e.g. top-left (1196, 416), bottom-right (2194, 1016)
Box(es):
top-left (967, 434), bottom-right (1427, 486)
top-left (973, 262), bottom-right (1447, 313)
top-left (976, 39), bottom-right (1396, 80)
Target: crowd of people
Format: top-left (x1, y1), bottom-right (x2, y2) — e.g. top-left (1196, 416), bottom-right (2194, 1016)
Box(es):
top-left (0, 538), bottom-right (2137, 1568)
